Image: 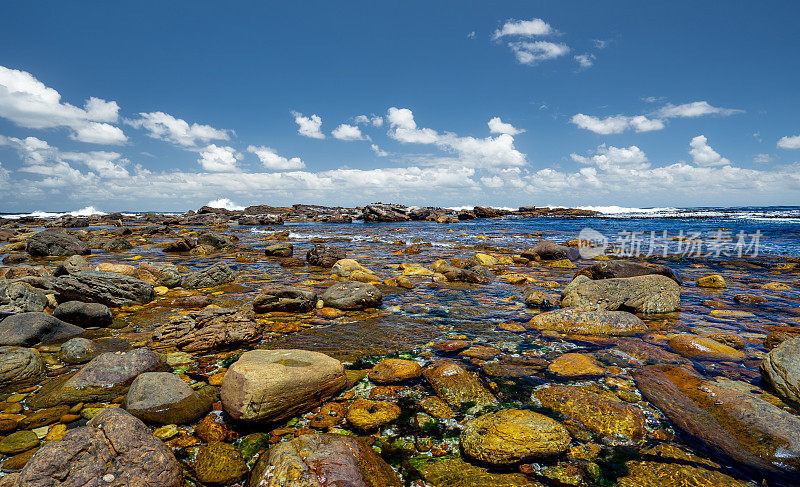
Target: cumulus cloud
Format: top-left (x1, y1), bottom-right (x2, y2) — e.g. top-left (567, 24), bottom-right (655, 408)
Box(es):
top-left (0, 65), bottom-right (126, 144)
top-left (332, 123), bottom-right (367, 141)
top-left (509, 41), bottom-right (570, 65)
top-left (574, 54), bottom-right (595, 68)
top-left (371, 144), bottom-right (388, 157)
top-left (570, 114), bottom-right (664, 134)
top-left (571, 144), bottom-right (650, 171)
top-left (754, 153), bottom-right (772, 163)
top-left (656, 101), bottom-right (743, 119)
top-left (197, 144), bottom-right (240, 172)
top-left (292, 111), bottom-right (325, 139)
top-left (387, 107), bottom-right (526, 168)
top-left (488, 117), bottom-right (524, 135)
top-left (689, 135), bottom-right (730, 166)
top-left (126, 111), bottom-right (230, 147)
top-left (354, 115), bottom-right (383, 127)
top-left (247, 145), bottom-right (305, 170)
top-left (777, 134), bottom-right (800, 149)
top-left (493, 18), bottom-right (554, 39)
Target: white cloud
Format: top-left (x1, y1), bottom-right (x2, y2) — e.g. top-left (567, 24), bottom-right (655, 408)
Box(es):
top-left (488, 117), bottom-right (524, 135)
top-left (371, 144), bottom-right (388, 157)
top-left (574, 54), bottom-right (595, 68)
top-left (754, 153), bottom-right (772, 163)
top-left (593, 39), bottom-right (610, 49)
top-left (509, 41), bottom-right (570, 65)
top-left (689, 135), bottom-right (730, 166)
top-left (571, 144), bottom-right (650, 171)
top-left (197, 144), bottom-right (241, 172)
top-left (332, 123), bottom-right (367, 141)
top-left (657, 101), bottom-right (743, 119)
top-left (387, 107), bottom-right (526, 168)
top-left (777, 134), bottom-right (800, 149)
top-left (354, 115), bottom-right (383, 127)
top-left (570, 114), bottom-right (665, 134)
top-left (247, 145), bottom-right (305, 171)
top-left (467, 31), bottom-right (476, 39)
top-left (126, 111), bottom-right (230, 147)
top-left (292, 111), bottom-right (325, 139)
top-left (0, 65), bottom-right (126, 145)
top-left (493, 18), bottom-right (554, 39)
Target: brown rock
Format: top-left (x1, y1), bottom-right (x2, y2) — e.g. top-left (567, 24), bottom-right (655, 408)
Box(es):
top-left (369, 359), bottom-right (422, 384)
top-left (668, 334), bottom-right (746, 362)
top-left (423, 361), bottom-right (496, 409)
top-left (547, 353), bottom-right (605, 378)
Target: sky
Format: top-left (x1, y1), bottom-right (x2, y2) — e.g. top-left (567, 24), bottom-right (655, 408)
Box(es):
top-left (0, 1), bottom-right (799, 212)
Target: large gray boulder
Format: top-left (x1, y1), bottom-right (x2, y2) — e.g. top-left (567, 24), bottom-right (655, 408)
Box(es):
top-left (135, 262), bottom-right (181, 288)
top-left (53, 301), bottom-right (113, 327)
top-left (576, 260), bottom-right (681, 284)
top-left (221, 349), bottom-right (346, 422)
top-left (26, 348), bottom-right (166, 409)
top-left (53, 254), bottom-right (92, 276)
top-left (0, 312), bottom-right (84, 346)
top-left (123, 372), bottom-right (212, 424)
top-left (14, 408), bottom-right (182, 487)
top-left (253, 285), bottom-right (316, 313)
top-left (52, 271), bottom-right (155, 307)
top-left (26, 231), bottom-right (90, 257)
top-left (762, 336), bottom-right (800, 404)
top-left (320, 281), bottom-right (382, 310)
top-left (0, 346), bottom-right (46, 386)
top-left (182, 262), bottom-right (234, 289)
top-left (561, 274), bottom-right (680, 314)
top-left (0, 281), bottom-right (48, 313)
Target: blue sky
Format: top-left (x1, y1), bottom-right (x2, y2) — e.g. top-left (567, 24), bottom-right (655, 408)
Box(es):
top-left (0, 1), bottom-right (798, 212)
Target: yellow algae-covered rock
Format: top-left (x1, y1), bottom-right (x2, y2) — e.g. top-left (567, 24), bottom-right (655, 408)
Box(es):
top-left (548, 353), bottom-right (606, 378)
top-left (473, 253), bottom-right (499, 266)
top-left (423, 361), bottom-right (496, 409)
top-left (346, 398), bottom-right (401, 430)
top-left (96, 263), bottom-right (137, 276)
top-left (668, 334), bottom-right (746, 361)
top-left (400, 263), bottom-right (434, 276)
top-left (331, 259), bottom-right (372, 277)
top-left (617, 461), bottom-right (748, 487)
top-left (369, 358), bottom-right (422, 384)
top-left (697, 274), bottom-right (726, 288)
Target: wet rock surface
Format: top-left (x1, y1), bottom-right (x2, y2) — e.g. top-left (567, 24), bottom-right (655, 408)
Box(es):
top-left (53, 270), bottom-right (155, 307)
top-left (561, 274), bottom-right (681, 313)
top-left (0, 312), bottom-right (83, 346)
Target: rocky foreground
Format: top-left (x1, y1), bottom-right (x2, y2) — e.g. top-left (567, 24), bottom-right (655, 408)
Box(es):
top-left (0, 207), bottom-right (798, 486)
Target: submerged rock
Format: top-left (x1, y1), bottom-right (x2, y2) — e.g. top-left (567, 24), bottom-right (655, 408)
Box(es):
top-left (526, 308), bottom-right (647, 336)
top-left (250, 434), bottom-right (402, 487)
top-left (15, 408), bottom-right (182, 487)
top-left (460, 409), bottom-right (571, 465)
top-left (369, 358), bottom-right (422, 384)
top-left (221, 349), bottom-right (346, 422)
top-left (417, 456), bottom-right (543, 487)
top-left (423, 361), bottom-right (496, 409)
top-left (617, 461), bottom-right (748, 487)
top-left (561, 274), bottom-right (680, 313)
top-left (194, 442), bottom-right (248, 485)
top-left (633, 364), bottom-right (800, 477)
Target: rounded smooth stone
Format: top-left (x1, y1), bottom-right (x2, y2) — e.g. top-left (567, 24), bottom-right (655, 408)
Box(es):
top-left (669, 334), bottom-right (746, 362)
top-left (761, 336), bottom-right (800, 403)
top-left (0, 346), bottom-right (46, 385)
top-left (697, 274), bottom-right (726, 288)
top-left (369, 359), bottom-right (422, 384)
top-left (460, 409), bottom-right (571, 465)
top-left (194, 442), bottom-right (248, 485)
top-left (59, 337), bottom-right (100, 364)
top-left (0, 430), bottom-right (39, 454)
top-left (319, 281), bottom-right (382, 310)
top-left (547, 353), bottom-right (605, 378)
top-left (53, 301), bottom-right (113, 327)
top-left (123, 372), bottom-right (211, 424)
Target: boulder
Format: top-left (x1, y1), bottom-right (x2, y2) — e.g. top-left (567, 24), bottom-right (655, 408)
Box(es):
top-left (53, 300), bottom-right (113, 327)
top-left (263, 243), bottom-right (293, 257)
top-left (14, 408), bottom-right (182, 487)
top-left (249, 434), bottom-right (402, 487)
top-left (26, 231), bottom-right (89, 257)
top-left (0, 346), bottom-right (46, 386)
top-left (697, 274), bottom-right (726, 288)
top-left (526, 308), bottom-right (648, 336)
top-left (576, 260), bottom-right (681, 283)
top-left (431, 261), bottom-right (491, 284)
top-left (123, 372), bottom-right (212, 424)
top-left (253, 285), bottom-right (316, 313)
top-left (668, 334), bottom-right (746, 362)
top-left (182, 262), bottom-right (234, 289)
top-left (346, 398), bottom-right (401, 430)
top-left (331, 258), bottom-right (372, 277)
top-left (0, 281), bottom-right (48, 313)
top-left (523, 288), bottom-right (554, 309)
top-left (460, 409), bottom-right (571, 465)
top-left (103, 237), bottom-right (133, 252)
top-left (162, 237), bottom-right (195, 252)
top-left (362, 204), bottom-right (411, 222)
top-left (369, 358), bottom-right (422, 384)
top-left (26, 348), bottom-right (166, 409)
top-left (53, 254), bottom-right (92, 276)
top-left (521, 240), bottom-right (579, 261)
top-left (320, 281), bottom-right (382, 310)
top-left (52, 271), bottom-right (155, 307)
top-left (135, 262), bottom-right (181, 288)
top-left (59, 337), bottom-right (100, 364)
top-left (196, 230), bottom-right (233, 249)
top-left (634, 364), bottom-right (800, 478)
top-left (306, 244), bottom-right (346, 267)
top-left (220, 349), bottom-right (346, 422)
top-left (761, 336), bottom-right (800, 403)
top-left (0, 312), bottom-right (83, 346)
top-left (152, 308), bottom-right (262, 352)
top-left (561, 274), bottom-right (680, 313)
top-left (547, 352), bottom-right (605, 378)
top-left (194, 442), bottom-right (248, 485)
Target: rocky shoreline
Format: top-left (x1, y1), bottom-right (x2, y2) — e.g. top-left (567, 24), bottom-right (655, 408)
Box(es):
top-left (0, 207), bottom-right (798, 486)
